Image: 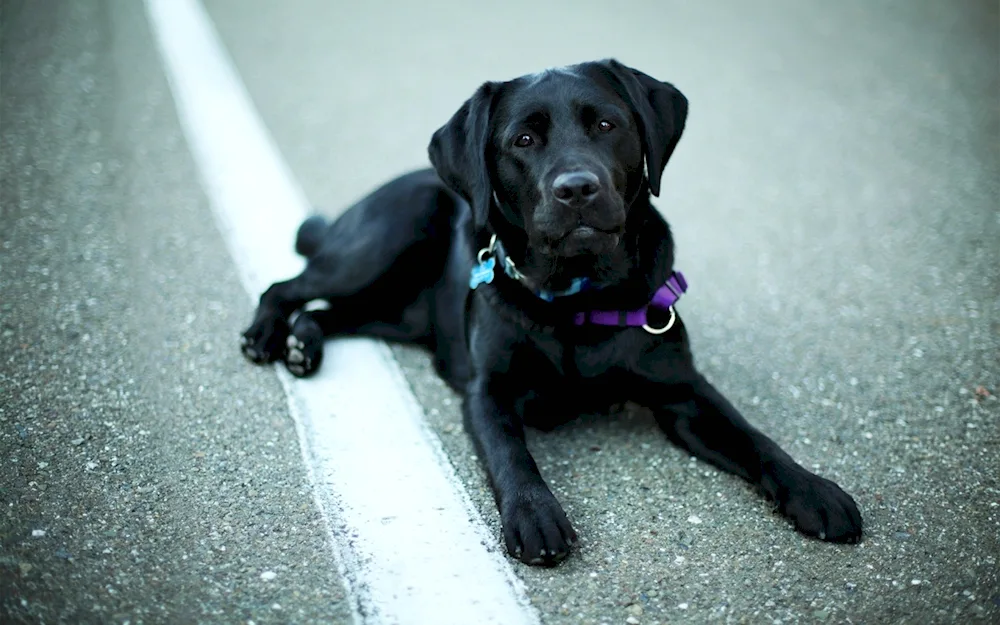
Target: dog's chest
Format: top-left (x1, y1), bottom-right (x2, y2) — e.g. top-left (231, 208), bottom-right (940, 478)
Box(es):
top-left (524, 331), bottom-right (625, 379)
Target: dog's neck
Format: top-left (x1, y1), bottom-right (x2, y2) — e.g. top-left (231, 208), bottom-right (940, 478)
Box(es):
top-left (491, 238), bottom-right (593, 301)
top-left (481, 186), bottom-right (667, 302)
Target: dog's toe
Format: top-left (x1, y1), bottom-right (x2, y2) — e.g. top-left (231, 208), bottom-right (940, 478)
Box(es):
top-left (283, 316), bottom-right (325, 378)
top-left (284, 343), bottom-right (312, 377)
top-left (283, 337), bottom-right (321, 378)
top-left (778, 470), bottom-right (863, 543)
top-left (240, 341), bottom-right (269, 364)
top-left (501, 484), bottom-right (577, 567)
top-left (285, 336), bottom-right (306, 364)
top-left (240, 317), bottom-right (289, 365)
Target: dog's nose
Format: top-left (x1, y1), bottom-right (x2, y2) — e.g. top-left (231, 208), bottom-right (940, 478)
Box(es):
top-left (552, 171), bottom-right (601, 205)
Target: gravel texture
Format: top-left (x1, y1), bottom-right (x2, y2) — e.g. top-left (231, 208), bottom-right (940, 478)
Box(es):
top-left (1, 1), bottom-right (351, 622)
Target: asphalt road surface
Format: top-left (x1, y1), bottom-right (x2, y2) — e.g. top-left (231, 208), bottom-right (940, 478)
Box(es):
top-left (2, 0), bottom-right (998, 623)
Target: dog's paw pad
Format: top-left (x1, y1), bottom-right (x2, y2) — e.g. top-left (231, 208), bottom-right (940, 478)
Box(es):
top-left (285, 349), bottom-right (309, 373)
top-left (240, 340), bottom-right (269, 364)
top-left (285, 337), bottom-right (306, 364)
top-left (285, 335), bottom-right (309, 364)
top-left (283, 333), bottom-right (322, 378)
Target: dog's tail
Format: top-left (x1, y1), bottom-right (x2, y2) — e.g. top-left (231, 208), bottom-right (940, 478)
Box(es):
top-left (295, 214), bottom-right (328, 257)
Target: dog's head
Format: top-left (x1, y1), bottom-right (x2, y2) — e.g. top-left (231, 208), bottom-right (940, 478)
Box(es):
top-left (429, 59), bottom-right (687, 290)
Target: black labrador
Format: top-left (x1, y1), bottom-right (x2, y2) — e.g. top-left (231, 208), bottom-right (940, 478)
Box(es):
top-left (240, 59), bottom-right (863, 566)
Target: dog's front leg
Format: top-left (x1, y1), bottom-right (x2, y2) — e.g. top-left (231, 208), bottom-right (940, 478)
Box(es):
top-left (464, 372), bottom-right (577, 566)
top-left (648, 374), bottom-right (863, 542)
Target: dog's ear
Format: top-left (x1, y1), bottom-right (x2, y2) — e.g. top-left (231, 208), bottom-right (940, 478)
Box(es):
top-left (601, 59), bottom-right (688, 197)
top-left (428, 82), bottom-right (498, 230)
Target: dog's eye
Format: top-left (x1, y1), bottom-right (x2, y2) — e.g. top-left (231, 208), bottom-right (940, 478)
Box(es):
top-left (514, 133), bottom-right (535, 148)
top-left (598, 120), bottom-right (615, 132)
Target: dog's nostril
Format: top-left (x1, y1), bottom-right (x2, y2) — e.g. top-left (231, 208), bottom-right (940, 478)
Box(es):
top-left (552, 171), bottom-right (601, 203)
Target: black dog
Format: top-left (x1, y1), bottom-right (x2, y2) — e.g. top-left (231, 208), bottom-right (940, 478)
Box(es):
top-left (240, 59), bottom-right (863, 566)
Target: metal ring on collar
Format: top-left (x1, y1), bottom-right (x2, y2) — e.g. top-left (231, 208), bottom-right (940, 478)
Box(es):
top-left (642, 305), bottom-right (676, 335)
top-left (477, 234), bottom-right (498, 264)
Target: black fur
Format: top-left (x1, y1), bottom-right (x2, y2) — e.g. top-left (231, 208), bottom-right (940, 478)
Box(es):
top-left (240, 59), bottom-right (863, 566)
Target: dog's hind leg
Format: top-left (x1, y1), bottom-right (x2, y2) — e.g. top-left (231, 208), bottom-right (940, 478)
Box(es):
top-left (239, 260), bottom-right (362, 364)
top-left (282, 303), bottom-right (432, 378)
top-left (240, 234), bottom-right (419, 364)
top-left (239, 216), bottom-right (345, 363)
top-left (241, 170), bottom-right (457, 367)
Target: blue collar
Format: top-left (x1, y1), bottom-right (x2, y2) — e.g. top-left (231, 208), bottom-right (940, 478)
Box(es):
top-left (536, 277), bottom-right (591, 301)
top-left (469, 234), bottom-right (593, 301)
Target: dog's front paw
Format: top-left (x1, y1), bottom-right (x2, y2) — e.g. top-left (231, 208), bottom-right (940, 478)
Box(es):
top-left (501, 484), bottom-right (577, 566)
top-left (776, 469), bottom-right (863, 543)
top-left (240, 315), bottom-right (289, 364)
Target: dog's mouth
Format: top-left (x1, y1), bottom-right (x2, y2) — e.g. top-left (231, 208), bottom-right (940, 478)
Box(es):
top-left (521, 221), bottom-right (631, 291)
top-left (552, 224), bottom-right (622, 257)
top-left (567, 224), bottom-right (621, 238)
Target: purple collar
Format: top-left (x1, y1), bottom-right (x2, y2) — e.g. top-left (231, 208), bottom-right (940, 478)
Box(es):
top-left (574, 271), bottom-right (687, 334)
top-left (471, 235), bottom-right (687, 334)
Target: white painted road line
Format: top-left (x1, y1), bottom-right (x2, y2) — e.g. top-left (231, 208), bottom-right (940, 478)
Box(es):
top-left (143, 1), bottom-right (539, 623)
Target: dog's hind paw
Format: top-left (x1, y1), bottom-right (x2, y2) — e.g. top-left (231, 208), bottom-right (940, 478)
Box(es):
top-left (240, 317), bottom-right (289, 365)
top-left (284, 335), bottom-right (317, 377)
top-left (283, 315), bottom-right (324, 377)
